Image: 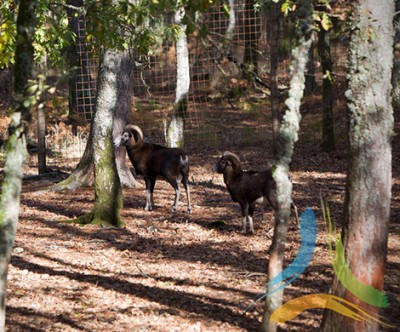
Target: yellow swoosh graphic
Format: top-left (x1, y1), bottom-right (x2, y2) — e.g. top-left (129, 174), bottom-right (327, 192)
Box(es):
top-left (270, 294), bottom-right (389, 326)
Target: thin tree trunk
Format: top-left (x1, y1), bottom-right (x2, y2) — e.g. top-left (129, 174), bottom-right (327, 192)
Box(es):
top-left (268, 1), bottom-right (281, 155)
top-left (166, 6), bottom-right (190, 148)
top-left (304, 42), bottom-right (316, 95)
top-left (66, 0), bottom-right (83, 135)
top-left (262, 1), bottom-right (314, 331)
top-left (321, 1), bottom-right (394, 331)
top-left (318, 26), bottom-right (336, 152)
top-left (0, 0), bottom-right (36, 328)
top-left (226, 0), bottom-right (236, 44)
top-left (37, 56), bottom-right (47, 174)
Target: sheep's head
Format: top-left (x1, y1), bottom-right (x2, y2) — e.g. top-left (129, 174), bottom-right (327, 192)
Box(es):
top-left (114, 125), bottom-right (144, 148)
top-left (213, 151), bottom-right (242, 174)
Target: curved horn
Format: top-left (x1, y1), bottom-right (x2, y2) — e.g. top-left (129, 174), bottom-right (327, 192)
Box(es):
top-left (222, 151), bottom-right (242, 169)
top-left (125, 125), bottom-right (144, 147)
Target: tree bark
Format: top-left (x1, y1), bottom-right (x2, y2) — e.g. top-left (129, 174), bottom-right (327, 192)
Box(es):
top-left (304, 42), bottom-right (316, 95)
top-left (0, 0), bottom-right (36, 329)
top-left (166, 6), bottom-right (190, 148)
top-left (318, 25), bottom-right (336, 152)
top-left (262, 0), bottom-right (314, 331)
top-left (268, 1), bottom-right (281, 155)
top-left (73, 49), bottom-right (123, 227)
top-left (37, 56), bottom-right (47, 174)
top-left (113, 50), bottom-right (139, 187)
top-left (321, 1), bottom-right (394, 331)
top-left (226, 0), bottom-right (236, 44)
top-left (392, 0), bottom-right (400, 112)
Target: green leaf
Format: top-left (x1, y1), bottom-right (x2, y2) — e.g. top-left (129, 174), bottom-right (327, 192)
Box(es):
top-left (321, 13), bottom-right (333, 31)
top-left (222, 3), bottom-right (230, 17)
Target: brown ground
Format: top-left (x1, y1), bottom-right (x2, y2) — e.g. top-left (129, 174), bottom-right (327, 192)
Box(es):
top-left (5, 138), bottom-right (400, 331)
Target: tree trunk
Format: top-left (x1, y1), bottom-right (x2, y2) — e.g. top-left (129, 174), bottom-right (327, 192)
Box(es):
top-left (318, 26), bottom-right (336, 152)
top-left (113, 50), bottom-right (139, 187)
top-left (37, 56), bottom-right (47, 174)
top-left (304, 42), bottom-right (316, 95)
top-left (225, 0), bottom-right (236, 44)
top-left (66, 0), bottom-right (84, 134)
top-left (262, 1), bottom-right (314, 331)
top-left (166, 7), bottom-right (190, 148)
top-left (0, 0), bottom-right (36, 329)
top-left (392, 0), bottom-right (400, 113)
top-left (321, 1), bottom-right (394, 331)
top-left (73, 49), bottom-right (123, 227)
top-left (268, 1), bottom-right (281, 155)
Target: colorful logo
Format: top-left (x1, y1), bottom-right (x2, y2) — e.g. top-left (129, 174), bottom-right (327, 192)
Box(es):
top-left (246, 201), bottom-right (392, 327)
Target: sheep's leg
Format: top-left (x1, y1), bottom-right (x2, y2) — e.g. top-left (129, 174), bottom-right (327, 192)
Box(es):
top-left (242, 216), bottom-right (247, 233)
top-left (150, 179), bottom-right (156, 208)
top-left (248, 204), bottom-right (255, 233)
top-left (182, 177), bottom-right (191, 213)
top-left (145, 188), bottom-right (152, 211)
top-left (240, 203), bottom-right (249, 233)
top-left (144, 178), bottom-right (155, 211)
top-left (172, 186), bottom-right (181, 212)
top-left (167, 179), bottom-right (180, 212)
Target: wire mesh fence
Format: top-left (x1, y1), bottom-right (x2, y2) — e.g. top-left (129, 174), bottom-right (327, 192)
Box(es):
top-left (0, 2), bottom-right (349, 170)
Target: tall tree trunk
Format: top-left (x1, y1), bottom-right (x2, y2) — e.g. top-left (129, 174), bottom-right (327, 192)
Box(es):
top-left (166, 6), bottom-right (190, 148)
top-left (321, 1), bottom-right (394, 331)
top-left (318, 25), bottom-right (336, 152)
top-left (0, 0), bottom-right (36, 329)
top-left (66, 0), bottom-right (84, 134)
top-left (225, 0), bottom-right (236, 44)
top-left (268, 1), bottom-right (281, 155)
top-left (392, 0), bottom-right (400, 113)
top-left (73, 49), bottom-right (123, 227)
top-left (113, 50), bottom-right (139, 187)
top-left (262, 1), bottom-right (314, 331)
top-left (37, 55), bottom-right (47, 174)
top-left (91, 50), bottom-right (123, 226)
top-left (304, 42), bottom-right (316, 95)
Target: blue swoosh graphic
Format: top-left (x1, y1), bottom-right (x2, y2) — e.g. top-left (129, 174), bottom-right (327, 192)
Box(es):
top-left (267, 208), bottom-right (317, 292)
top-left (244, 208), bottom-right (317, 311)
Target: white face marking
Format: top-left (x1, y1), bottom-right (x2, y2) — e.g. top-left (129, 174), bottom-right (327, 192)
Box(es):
top-left (113, 135), bottom-right (122, 147)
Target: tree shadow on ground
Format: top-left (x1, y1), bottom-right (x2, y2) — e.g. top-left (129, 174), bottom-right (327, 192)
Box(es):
top-left (10, 256), bottom-right (260, 331)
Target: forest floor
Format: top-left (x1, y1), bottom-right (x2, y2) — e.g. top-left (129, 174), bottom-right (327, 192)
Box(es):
top-left (3, 131), bottom-right (400, 331)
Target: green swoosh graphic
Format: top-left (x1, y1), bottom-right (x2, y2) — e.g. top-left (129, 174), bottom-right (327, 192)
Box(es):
top-left (322, 199), bottom-right (389, 308)
top-left (270, 293), bottom-right (390, 326)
